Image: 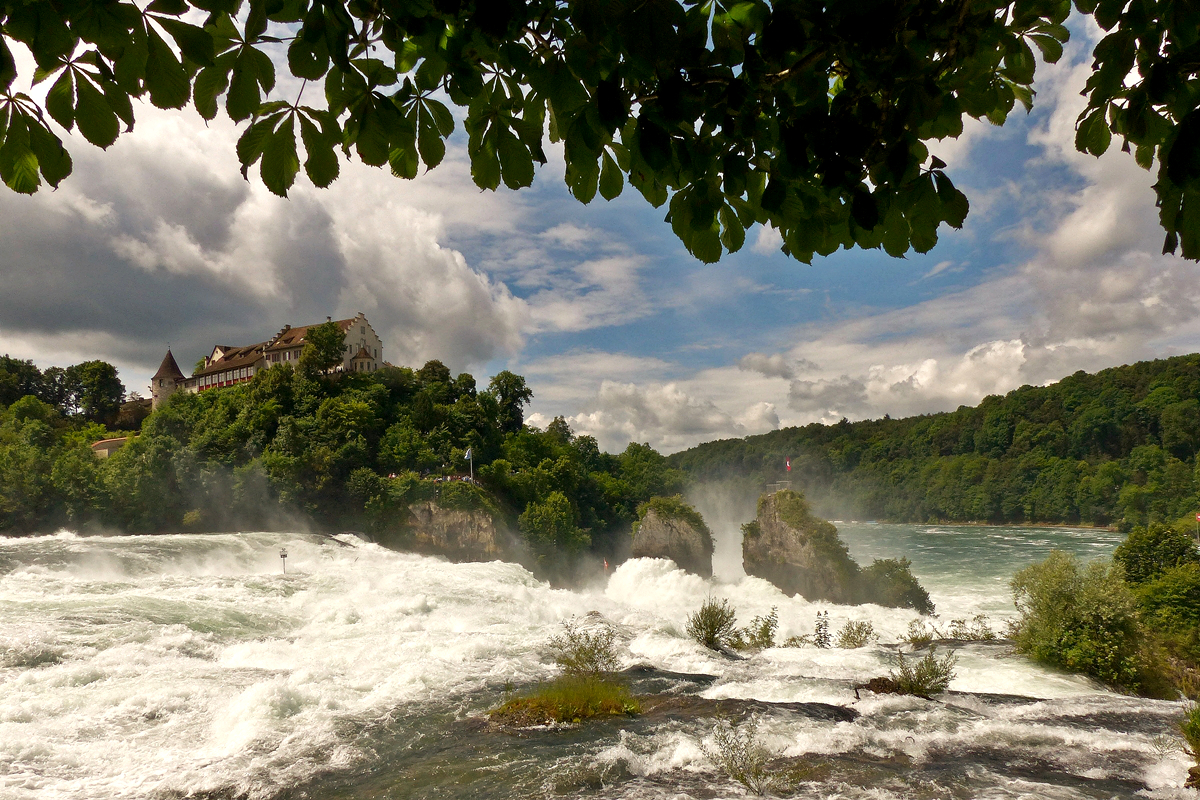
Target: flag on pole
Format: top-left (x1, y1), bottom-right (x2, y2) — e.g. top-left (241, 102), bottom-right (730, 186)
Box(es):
top-left (786, 457), bottom-right (791, 472)
top-left (464, 447), bottom-right (473, 460)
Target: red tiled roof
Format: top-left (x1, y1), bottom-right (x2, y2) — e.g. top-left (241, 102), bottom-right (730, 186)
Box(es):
top-left (265, 318), bottom-right (356, 352)
top-left (190, 342), bottom-right (267, 378)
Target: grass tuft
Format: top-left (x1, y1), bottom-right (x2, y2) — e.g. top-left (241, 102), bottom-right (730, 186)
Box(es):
top-left (1182, 699), bottom-right (1200, 760)
top-left (488, 677), bottom-right (640, 726)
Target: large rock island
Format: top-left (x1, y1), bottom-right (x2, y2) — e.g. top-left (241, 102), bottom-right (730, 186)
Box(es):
top-left (742, 489), bottom-right (933, 612)
top-left (631, 496), bottom-right (713, 577)
top-left (742, 490), bottom-right (859, 603)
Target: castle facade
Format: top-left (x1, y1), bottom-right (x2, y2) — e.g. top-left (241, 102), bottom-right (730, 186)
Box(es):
top-left (151, 313), bottom-right (384, 409)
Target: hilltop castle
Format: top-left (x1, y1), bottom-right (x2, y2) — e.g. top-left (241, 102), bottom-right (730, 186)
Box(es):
top-left (151, 312), bottom-right (384, 410)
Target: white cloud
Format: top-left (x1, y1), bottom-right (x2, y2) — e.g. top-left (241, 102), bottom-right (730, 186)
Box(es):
top-left (752, 224), bottom-right (782, 254)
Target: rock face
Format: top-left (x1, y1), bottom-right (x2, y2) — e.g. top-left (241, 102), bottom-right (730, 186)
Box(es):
top-left (631, 507), bottom-right (713, 577)
top-left (403, 501), bottom-right (510, 562)
top-left (742, 490), bottom-right (859, 603)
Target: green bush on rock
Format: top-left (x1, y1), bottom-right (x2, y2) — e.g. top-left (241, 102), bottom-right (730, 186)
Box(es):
top-left (548, 620), bottom-right (620, 678)
top-left (1010, 550), bottom-right (1172, 697)
top-left (889, 648), bottom-right (957, 698)
top-left (687, 598), bottom-right (739, 651)
top-left (859, 557), bottom-right (935, 614)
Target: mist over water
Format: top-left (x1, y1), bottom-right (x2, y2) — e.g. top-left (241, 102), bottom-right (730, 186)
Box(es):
top-left (0, 523), bottom-right (1192, 799)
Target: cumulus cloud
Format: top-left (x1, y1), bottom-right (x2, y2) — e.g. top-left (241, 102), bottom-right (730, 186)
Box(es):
top-left (0, 103), bottom-right (537, 389)
top-left (563, 380), bottom-right (768, 453)
top-left (738, 352), bottom-right (819, 380)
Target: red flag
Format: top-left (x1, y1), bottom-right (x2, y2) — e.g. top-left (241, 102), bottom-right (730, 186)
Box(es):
top-left (786, 458), bottom-right (791, 472)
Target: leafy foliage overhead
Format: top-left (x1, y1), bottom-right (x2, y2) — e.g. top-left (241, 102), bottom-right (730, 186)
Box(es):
top-left (1, 0), bottom-right (1196, 260)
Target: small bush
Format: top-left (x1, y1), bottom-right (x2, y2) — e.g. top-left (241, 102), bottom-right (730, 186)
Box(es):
top-left (687, 597), bottom-right (738, 650)
top-left (836, 620), bottom-right (877, 649)
top-left (947, 614), bottom-right (997, 641)
top-left (813, 611), bottom-right (831, 649)
top-left (489, 677), bottom-right (640, 726)
top-left (780, 634), bottom-right (812, 647)
top-left (903, 618), bottom-right (940, 647)
top-left (701, 716), bottom-right (786, 795)
top-left (738, 608), bottom-right (778, 650)
top-left (889, 647), bottom-right (957, 698)
top-left (549, 619), bottom-right (619, 677)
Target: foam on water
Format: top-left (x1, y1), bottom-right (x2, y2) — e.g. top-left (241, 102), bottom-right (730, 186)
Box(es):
top-left (0, 527), bottom-right (1193, 799)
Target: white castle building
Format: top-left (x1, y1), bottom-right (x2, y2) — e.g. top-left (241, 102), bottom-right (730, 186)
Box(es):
top-left (151, 313), bottom-right (384, 409)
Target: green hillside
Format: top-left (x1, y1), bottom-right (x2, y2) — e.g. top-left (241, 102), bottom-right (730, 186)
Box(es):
top-left (0, 351), bottom-right (683, 568)
top-left (670, 354), bottom-right (1200, 528)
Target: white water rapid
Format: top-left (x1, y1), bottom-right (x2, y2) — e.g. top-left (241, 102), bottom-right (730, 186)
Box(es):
top-left (0, 526), bottom-right (1194, 799)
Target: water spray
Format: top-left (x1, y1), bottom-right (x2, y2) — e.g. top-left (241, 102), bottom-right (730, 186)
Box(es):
top-left (280, 548), bottom-right (288, 575)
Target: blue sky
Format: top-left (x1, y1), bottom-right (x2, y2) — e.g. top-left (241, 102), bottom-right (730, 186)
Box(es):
top-left (1, 18), bottom-right (1198, 452)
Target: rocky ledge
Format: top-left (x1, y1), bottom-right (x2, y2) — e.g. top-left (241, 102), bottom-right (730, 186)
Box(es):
top-left (631, 503), bottom-right (714, 577)
top-left (403, 501), bottom-right (512, 562)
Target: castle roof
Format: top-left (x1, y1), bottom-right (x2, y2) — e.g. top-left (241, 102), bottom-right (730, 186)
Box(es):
top-left (152, 350), bottom-right (185, 382)
top-left (190, 342), bottom-right (267, 378)
top-left (351, 346), bottom-right (374, 361)
top-left (265, 316), bottom-right (359, 352)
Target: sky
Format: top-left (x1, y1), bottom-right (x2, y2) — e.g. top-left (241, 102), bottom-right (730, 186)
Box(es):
top-left (2, 18), bottom-right (1199, 455)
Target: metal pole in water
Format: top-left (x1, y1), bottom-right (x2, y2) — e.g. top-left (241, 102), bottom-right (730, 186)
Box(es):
top-left (280, 548), bottom-right (288, 575)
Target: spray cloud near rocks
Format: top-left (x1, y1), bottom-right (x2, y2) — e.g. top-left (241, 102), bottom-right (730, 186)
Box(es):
top-left (685, 479), bottom-right (760, 581)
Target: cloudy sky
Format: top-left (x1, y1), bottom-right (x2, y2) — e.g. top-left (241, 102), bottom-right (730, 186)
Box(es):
top-left (3, 17), bottom-right (1198, 454)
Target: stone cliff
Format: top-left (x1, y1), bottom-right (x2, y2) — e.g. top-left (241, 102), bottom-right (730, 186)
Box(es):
top-left (742, 490), bottom-right (860, 603)
top-left (402, 501), bottom-right (512, 562)
top-left (631, 501), bottom-right (713, 577)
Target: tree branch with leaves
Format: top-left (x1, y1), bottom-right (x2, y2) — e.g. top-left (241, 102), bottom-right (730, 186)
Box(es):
top-left (1, 0), bottom-right (1196, 261)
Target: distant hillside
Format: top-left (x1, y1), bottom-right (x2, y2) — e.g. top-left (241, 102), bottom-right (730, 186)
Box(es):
top-left (670, 354), bottom-right (1200, 527)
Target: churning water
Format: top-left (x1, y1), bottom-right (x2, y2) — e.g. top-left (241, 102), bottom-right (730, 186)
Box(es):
top-left (0, 523), bottom-right (1193, 799)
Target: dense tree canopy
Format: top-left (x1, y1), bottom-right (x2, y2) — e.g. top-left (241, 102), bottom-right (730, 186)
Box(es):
top-left (0, 355), bottom-right (686, 577)
top-left (1, 0), bottom-right (1197, 260)
top-left (672, 352), bottom-right (1200, 527)
top-left (0, 354), bottom-right (126, 423)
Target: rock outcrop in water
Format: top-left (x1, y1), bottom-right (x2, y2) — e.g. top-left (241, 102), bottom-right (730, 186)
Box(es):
top-left (742, 490), bottom-right (933, 612)
top-left (741, 490), bottom-right (862, 603)
top-left (401, 501), bottom-right (512, 562)
top-left (631, 497), bottom-right (713, 577)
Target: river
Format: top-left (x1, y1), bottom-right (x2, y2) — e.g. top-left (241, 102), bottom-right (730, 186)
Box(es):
top-left (0, 523), bottom-right (1193, 799)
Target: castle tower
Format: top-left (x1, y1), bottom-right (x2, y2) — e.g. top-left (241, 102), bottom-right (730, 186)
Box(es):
top-left (151, 349), bottom-right (185, 410)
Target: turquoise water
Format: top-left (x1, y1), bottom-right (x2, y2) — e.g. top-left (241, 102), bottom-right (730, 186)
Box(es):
top-left (0, 527), bottom-right (1191, 800)
top-left (836, 522), bottom-right (1126, 616)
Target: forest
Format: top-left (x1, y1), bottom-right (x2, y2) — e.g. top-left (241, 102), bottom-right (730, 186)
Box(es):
top-left (671, 353), bottom-right (1200, 528)
top-left (0, 351), bottom-right (684, 565)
